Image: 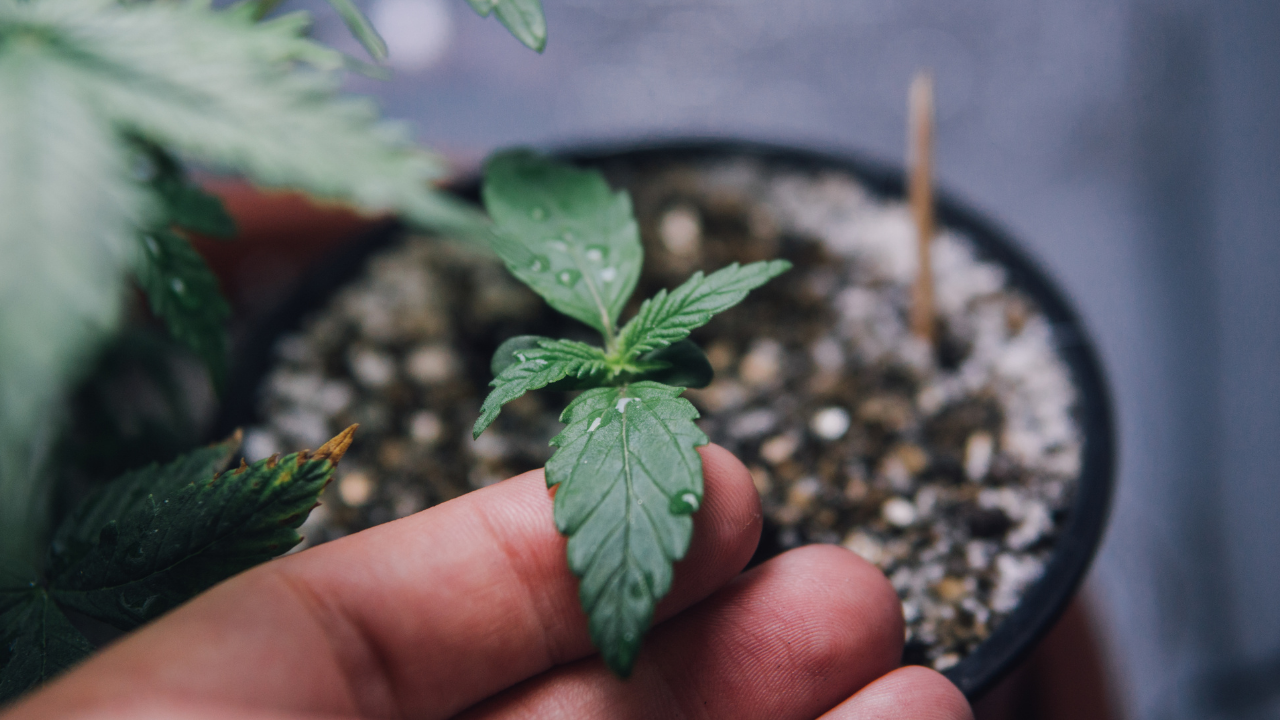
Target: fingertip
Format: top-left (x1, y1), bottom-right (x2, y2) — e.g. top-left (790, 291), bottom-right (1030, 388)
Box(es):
top-left (821, 666), bottom-right (973, 720)
top-left (696, 443), bottom-right (763, 557)
top-left (655, 444), bottom-right (763, 615)
top-left (757, 544), bottom-right (904, 682)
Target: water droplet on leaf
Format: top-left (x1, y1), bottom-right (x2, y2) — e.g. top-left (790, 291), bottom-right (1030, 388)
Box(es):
top-left (557, 269), bottom-right (581, 286)
top-left (600, 267), bottom-right (617, 282)
top-left (669, 492), bottom-right (701, 514)
top-left (170, 278), bottom-right (185, 294)
top-left (585, 246), bottom-right (606, 262)
top-left (528, 255), bottom-right (549, 272)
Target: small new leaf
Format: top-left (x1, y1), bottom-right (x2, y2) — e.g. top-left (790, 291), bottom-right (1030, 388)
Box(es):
top-left (616, 260), bottom-right (792, 360)
top-left (135, 229), bottom-right (232, 390)
top-left (483, 151), bottom-right (642, 339)
top-left (0, 590), bottom-right (94, 704)
top-left (465, 0), bottom-right (546, 52)
top-left (546, 382), bottom-right (706, 677)
top-left (474, 339), bottom-right (608, 438)
top-left (47, 426), bottom-right (356, 630)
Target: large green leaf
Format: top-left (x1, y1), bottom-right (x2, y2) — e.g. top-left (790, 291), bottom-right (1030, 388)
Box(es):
top-left (0, 35), bottom-right (145, 571)
top-left (615, 260), bottom-right (792, 361)
top-left (483, 151), bottom-right (642, 340)
top-left (473, 338), bottom-right (608, 438)
top-left (465, 0), bottom-right (546, 52)
top-left (135, 229), bottom-right (232, 391)
top-left (47, 426), bottom-right (356, 629)
top-left (0, 0), bottom-right (484, 234)
top-left (546, 382), bottom-right (706, 677)
top-left (0, 590), bottom-right (94, 704)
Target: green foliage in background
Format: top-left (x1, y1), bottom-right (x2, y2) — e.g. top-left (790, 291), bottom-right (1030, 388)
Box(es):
top-left (475, 151), bottom-right (790, 676)
top-left (0, 426), bottom-right (356, 703)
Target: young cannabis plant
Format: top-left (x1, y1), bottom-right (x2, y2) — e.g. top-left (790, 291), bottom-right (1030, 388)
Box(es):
top-left (474, 151), bottom-right (790, 676)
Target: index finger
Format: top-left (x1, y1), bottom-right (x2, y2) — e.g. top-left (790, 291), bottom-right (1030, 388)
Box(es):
top-left (8, 444), bottom-right (762, 720)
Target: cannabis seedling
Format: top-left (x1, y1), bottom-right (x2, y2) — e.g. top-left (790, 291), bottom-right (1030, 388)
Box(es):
top-left (474, 151), bottom-right (790, 676)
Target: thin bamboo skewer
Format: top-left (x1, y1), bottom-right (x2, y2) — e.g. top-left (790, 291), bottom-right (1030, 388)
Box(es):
top-left (908, 70), bottom-right (936, 345)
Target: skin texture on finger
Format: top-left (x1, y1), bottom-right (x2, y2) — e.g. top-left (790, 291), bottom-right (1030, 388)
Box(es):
top-left (2, 444), bottom-right (761, 720)
top-left (73, 701), bottom-right (361, 720)
top-left (461, 544), bottom-right (905, 720)
top-left (820, 666), bottom-right (973, 720)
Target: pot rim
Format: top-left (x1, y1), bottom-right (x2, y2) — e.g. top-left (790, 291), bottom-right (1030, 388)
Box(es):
top-left (217, 137), bottom-right (1117, 702)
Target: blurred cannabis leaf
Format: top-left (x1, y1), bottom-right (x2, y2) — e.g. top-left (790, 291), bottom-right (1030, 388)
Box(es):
top-left (466, 0), bottom-right (547, 52)
top-left (0, 0), bottom-right (486, 573)
top-left (0, 425), bottom-right (356, 702)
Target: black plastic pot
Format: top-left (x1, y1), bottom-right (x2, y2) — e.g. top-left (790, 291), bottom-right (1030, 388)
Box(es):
top-left (216, 139), bottom-right (1115, 702)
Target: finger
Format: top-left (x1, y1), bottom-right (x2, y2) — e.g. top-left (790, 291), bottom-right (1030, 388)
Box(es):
top-left (10, 444), bottom-right (762, 720)
top-left (463, 544), bottom-right (904, 720)
top-left (819, 666), bottom-right (973, 720)
top-left (64, 700), bottom-right (360, 720)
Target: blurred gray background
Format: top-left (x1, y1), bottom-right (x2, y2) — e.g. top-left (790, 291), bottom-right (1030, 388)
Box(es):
top-left (304, 1), bottom-right (1280, 717)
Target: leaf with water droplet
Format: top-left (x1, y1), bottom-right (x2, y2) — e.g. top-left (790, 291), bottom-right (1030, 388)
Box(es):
top-left (546, 382), bottom-right (706, 677)
top-left (474, 339), bottom-right (608, 438)
top-left (47, 427), bottom-right (356, 630)
top-left (483, 151), bottom-right (642, 337)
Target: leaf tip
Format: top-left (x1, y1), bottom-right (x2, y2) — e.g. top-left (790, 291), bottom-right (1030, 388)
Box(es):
top-left (314, 424), bottom-right (359, 464)
top-left (234, 457), bottom-right (249, 475)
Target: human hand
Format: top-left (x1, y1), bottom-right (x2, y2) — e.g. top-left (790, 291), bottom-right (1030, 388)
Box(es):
top-left (2, 445), bottom-right (971, 720)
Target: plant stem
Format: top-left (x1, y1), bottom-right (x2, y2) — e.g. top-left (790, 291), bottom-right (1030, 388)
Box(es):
top-left (908, 70), bottom-right (936, 346)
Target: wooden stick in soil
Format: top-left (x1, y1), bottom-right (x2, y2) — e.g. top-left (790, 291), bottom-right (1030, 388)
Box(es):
top-left (908, 70), bottom-right (936, 345)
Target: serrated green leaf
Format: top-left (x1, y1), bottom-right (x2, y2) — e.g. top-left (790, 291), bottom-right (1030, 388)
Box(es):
top-left (47, 435), bottom-right (240, 579)
top-left (47, 426), bottom-right (356, 629)
top-left (0, 590), bottom-right (94, 704)
top-left (616, 260), bottom-right (792, 361)
top-left (466, 0), bottom-right (546, 52)
top-left (490, 334), bottom-right (549, 377)
top-left (546, 382), bottom-right (706, 677)
top-left (0, 0), bottom-right (485, 235)
top-left (325, 0), bottom-right (388, 61)
top-left (483, 151), bottom-right (642, 340)
top-left (135, 230), bottom-right (232, 391)
top-left (474, 339), bottom-right (608, 438)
